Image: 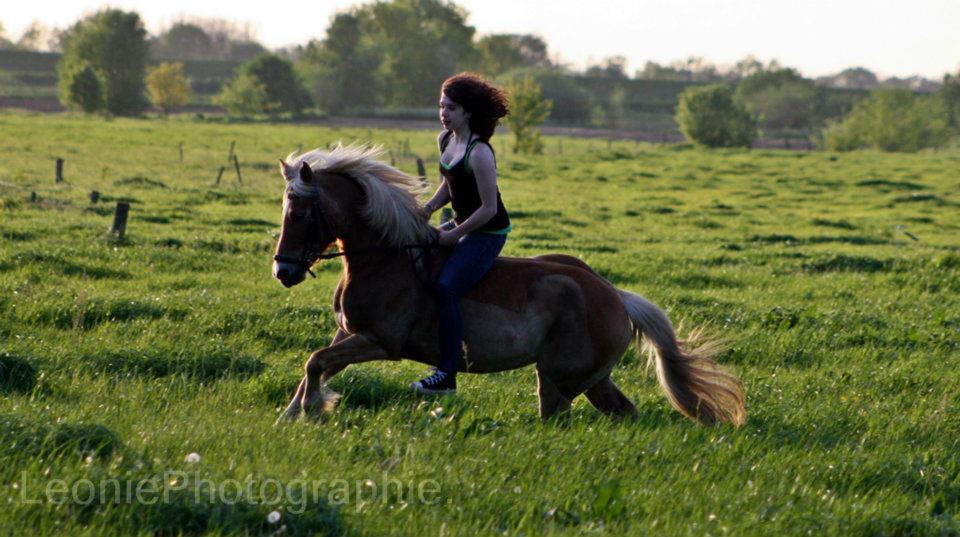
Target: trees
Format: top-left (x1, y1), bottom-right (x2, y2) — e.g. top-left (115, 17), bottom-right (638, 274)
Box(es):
top-left (298, 12), bottom-right (381, 112)
top-left (635, 57), bottom-right (722, 82)
top-left (241, 54), bottom-right (312, 113)
top-left (297, 0), bottom-right (478, 109)
top-left (585, 56), bottom-right (628, 79)
top-left (822, 89), bottom-right (951, 152)
top-left (503, 76), bottom-right (551, 154)
top-left (517, 71), bottom-right (594, 125)
top-left (57, 9), bottom-right (149, 116)
top-left (731, 55), bottom-right (765, 81)
top-left (150, 19), bottom-right (267, 61)
top-left (215, 73), bottom-right (269, 115)
top-left (474, 34), bottom-right (550, 76)
top-left (602, 85), bottom-right (627, 129)
top-left (940, 70), bottom-right (960, 130)
top-left (63, 65), bottom-right (105, 113)
top-left (151, 23), bottom-right (213, 60)
top-left (146, 62), bottom-right (192, 114)
top-left (217, 54), bottom-right (311, 115)
top-left (15, 22), bottom-right (59, 51)
top-left (363, 0), bottom-right (477, 106)
top-left (0, 23), bottom-right (14, 50)
top-left (734, 68), bottom-right (819, 137)
top-left (675, 84), bottom-right (756, 148)
top-left (816, 67), bottom-right (879, 90)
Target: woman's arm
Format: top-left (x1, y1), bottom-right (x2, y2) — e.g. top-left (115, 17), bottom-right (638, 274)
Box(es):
top-left (438, 143), bottom-right (498, 245)
top-left (422, 179), bottom-right (451, 217)
top-left (422, 130), bottom-right (454, 218)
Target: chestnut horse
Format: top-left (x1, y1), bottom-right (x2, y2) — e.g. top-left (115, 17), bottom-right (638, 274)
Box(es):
top-left (272, 145), bottom-right (745, 426)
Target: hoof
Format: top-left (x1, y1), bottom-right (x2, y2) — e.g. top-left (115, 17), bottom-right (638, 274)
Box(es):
top-left (301, 389), bottom-right (342, 418)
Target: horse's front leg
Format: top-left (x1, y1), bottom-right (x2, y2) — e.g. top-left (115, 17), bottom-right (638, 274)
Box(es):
top-left (276, 330), bottom-right (349, 423)
top-left (300, 333), bottom-right (390, 417)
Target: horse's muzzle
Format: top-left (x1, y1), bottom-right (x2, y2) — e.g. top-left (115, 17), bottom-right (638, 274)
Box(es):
top-left (274, 261), bottom-right (307, 288)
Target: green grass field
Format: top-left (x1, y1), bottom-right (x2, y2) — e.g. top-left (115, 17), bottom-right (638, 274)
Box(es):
top-left (1, 111), bottom-right (958, 536)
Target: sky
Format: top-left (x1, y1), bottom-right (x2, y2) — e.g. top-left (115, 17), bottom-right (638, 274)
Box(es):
top-left (3, 0), bottom-right (958, 79)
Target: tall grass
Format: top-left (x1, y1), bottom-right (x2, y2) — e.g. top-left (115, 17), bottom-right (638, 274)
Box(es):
top-left (1, 112), bottom-right (958, 535)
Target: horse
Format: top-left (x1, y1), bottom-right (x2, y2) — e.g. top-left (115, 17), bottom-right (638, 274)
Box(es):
top-left (271, 144), bottom-right (746, 426)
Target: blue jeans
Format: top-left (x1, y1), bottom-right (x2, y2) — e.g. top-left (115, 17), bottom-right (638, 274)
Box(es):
top-left (436, 231), bottom-right (507, 376)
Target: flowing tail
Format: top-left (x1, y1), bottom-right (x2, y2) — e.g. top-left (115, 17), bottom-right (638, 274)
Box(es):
top-left (619, 290), bottom-right (746, 427)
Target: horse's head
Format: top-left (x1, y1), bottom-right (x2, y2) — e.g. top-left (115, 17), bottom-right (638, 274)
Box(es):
top-left (273, 145), bottom-right (439, 287)
top-left (272, 161), bottom-right (337, 288)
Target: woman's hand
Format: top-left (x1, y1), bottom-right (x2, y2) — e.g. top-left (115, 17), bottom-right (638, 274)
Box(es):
top-left (438, 229), bottom-right (460, 246)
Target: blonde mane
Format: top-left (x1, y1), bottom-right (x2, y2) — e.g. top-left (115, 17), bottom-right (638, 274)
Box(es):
top-left (283, 144), bottom-right (434, 248)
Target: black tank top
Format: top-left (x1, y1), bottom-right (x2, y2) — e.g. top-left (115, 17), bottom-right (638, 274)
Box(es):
top-left (439, 131), bottom-right (511, 233)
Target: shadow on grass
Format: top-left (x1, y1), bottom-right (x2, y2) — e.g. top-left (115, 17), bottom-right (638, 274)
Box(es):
top-left (750, 234), bottom-right (888, 246)
top-left (802, 254), bottom-right (893, 273)
top-left (248, 368), bottom-right (416, 411)
top-left (113, 176), bottom-right (166, 189)
top-left (0, 353), bottom-right (36, 394)
top-left (891, 193), bottom-right (952, 206)
top-left (856, 178), bottom-right (926, 191)
top-left (21, 298), bottom-right (181, 330)
top-left (331, 371), bottom-right (419, 411)
top-left (0, 414), bottom-right (122, 459)
top-left (748, 410), bottom-right (865, 451)
top-left (1, 230), bottom-right (34, 241)
top-left (669, 272), bottom-right (743, 289)
top-left (9, 252), bottom-right (132, 280)
top-left (78, 349), bottom-right (265, 382)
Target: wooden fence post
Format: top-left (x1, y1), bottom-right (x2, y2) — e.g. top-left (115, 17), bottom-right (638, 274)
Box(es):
top-left (233, 155), bottom-right (243, 184)
top-left (215, 165), bottom-right (226, 185)
top-left (416, 157), bottom-right (426, 179)
top-left (178, 142), bottom-right (184, 163)
top-left (227, 141), bottom-right (236, 162)
top-left (56, 158), bottom-right (64, 183)
top-left (112, 202), bottom-right (130, 239)
top-left (90, 191), bottom-right (100, 203)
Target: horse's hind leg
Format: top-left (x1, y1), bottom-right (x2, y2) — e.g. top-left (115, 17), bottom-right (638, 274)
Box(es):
top-left (585, 376), bottom-right (638, 419)
top-left (536, 367), bottom-right (572, 419)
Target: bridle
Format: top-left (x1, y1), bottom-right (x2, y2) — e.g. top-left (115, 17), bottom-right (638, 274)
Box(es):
top-left (272, 186), bottom-right (337, 278)
top-left (273, 183), bottom-right (443, 282)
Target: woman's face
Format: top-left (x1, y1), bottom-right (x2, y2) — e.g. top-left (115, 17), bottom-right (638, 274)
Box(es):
top-left (439, 93), bottom-right (470, 132)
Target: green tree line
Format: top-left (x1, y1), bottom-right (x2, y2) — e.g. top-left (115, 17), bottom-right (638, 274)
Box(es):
top-left (675, 67), bottom-right (960, 152)
top-left (33, 3), bottom-right (960, 153)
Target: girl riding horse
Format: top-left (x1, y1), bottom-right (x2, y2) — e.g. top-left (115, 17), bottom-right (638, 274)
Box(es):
top-left (412, 73), bottom-right (512, 395)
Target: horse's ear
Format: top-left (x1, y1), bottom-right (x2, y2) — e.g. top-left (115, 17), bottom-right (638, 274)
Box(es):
top-left (299, 162), bottom-right (313, 184)
top-left (278, 159), bottom-right (292, 182)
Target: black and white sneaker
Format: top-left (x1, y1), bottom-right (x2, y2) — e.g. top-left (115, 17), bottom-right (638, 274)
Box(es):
top-left (411, 369), bottom-right (456, 395)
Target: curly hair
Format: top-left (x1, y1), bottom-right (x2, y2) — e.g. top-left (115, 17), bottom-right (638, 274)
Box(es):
top-left (441, 72), bottom-right (509, 141)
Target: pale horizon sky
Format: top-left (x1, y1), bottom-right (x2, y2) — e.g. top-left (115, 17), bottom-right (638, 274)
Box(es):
top-left (3, 0), bottom-right (958, 80)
